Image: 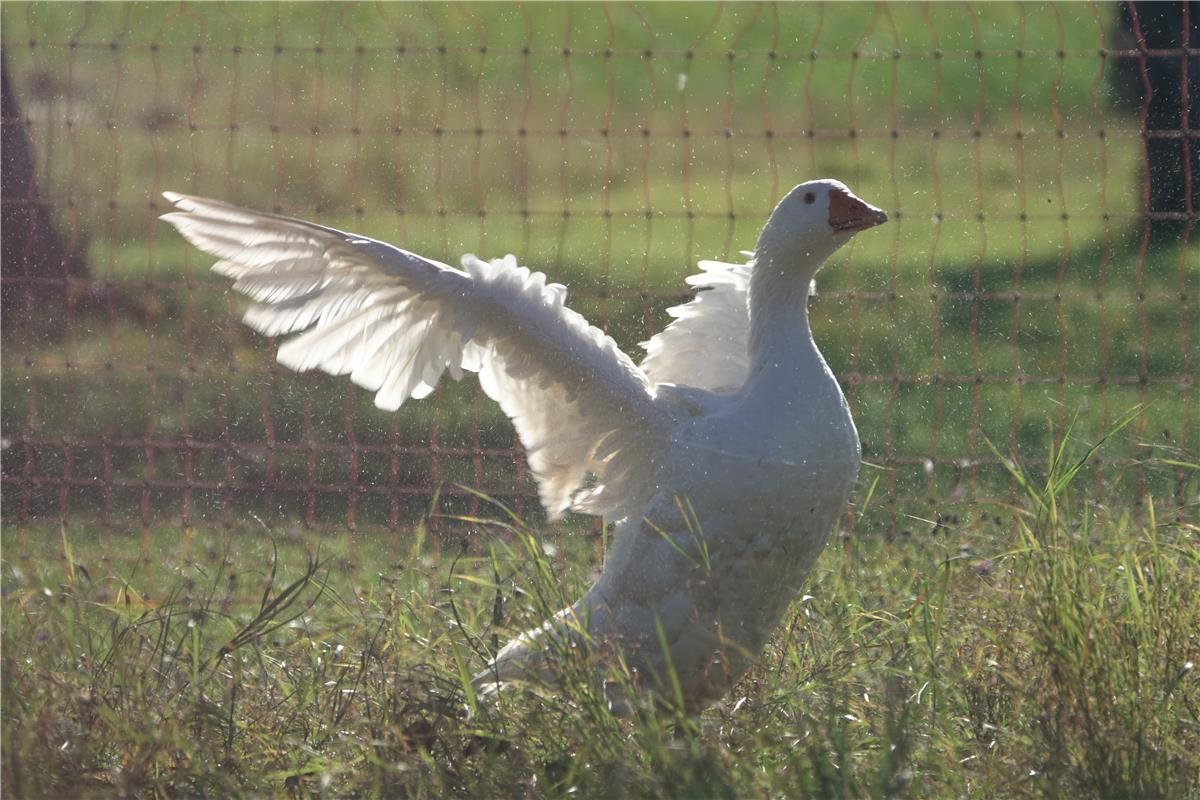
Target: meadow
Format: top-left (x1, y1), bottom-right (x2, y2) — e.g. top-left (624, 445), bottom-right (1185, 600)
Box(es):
top-left (2, 2), bottom-right (1197, 797)
top-left (4, 436), bottom-right (1198, 797)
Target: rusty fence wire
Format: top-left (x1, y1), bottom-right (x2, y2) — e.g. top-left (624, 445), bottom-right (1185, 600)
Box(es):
top-left (1, 2), bottom-right (1196, 557)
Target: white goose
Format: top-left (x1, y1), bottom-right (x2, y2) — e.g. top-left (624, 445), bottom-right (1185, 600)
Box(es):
top-left (162, 180), bottom-right (887, 711)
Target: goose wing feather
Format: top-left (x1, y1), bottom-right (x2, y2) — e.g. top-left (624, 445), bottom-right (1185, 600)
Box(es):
top-left (640, 259), bottom-right (753, 394)
top-left (161, 192), bottom-right (672, 520)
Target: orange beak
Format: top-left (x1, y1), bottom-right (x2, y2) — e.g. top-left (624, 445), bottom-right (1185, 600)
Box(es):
top-left (829, 189), bottom-right (888, 233)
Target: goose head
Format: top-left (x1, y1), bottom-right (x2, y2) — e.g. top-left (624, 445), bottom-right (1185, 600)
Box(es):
top-left (754, 179), bottom-right (887, 280)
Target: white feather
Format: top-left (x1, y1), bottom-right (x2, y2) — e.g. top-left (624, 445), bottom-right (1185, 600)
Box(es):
top-left (161, 192), bottom-right (672, 521)
top-left (640, 260), bottom-right (754, 393)
top-left (639, 259), bottom-right (821, 393)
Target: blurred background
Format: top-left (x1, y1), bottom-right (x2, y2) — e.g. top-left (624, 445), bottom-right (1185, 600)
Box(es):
top-left (1, 2), bottom-right (1196, 568)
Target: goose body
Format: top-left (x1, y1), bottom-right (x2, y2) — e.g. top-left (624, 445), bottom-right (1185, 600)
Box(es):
top-left (162, 180), bottom-right (886, 711)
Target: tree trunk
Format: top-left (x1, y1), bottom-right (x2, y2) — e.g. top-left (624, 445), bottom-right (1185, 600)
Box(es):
top-left (1119, 2), bottom-right (1200, 236)
top-left (1, 48), bottom-right (74, 330)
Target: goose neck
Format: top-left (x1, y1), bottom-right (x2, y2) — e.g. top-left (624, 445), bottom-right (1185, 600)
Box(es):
top-left (747, 256), bottom-right (822, 378)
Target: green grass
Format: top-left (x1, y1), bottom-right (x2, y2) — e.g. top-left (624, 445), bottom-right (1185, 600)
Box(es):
top-left (3, 438), bottom-right (1198, 797)
top-left (2, 2), bottom-right (1196, 531)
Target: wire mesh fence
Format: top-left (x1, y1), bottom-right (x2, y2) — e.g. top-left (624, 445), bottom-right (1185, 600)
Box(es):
top-left (2, 2), bottom-right (1196, 562)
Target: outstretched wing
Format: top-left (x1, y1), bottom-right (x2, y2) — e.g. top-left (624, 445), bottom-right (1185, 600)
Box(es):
top-left (161, 193), bottom-right (671, 521)
top-left (639, 259), bottom-right (754, 394)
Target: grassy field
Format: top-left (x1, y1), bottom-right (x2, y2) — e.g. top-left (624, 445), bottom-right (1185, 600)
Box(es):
top-left (2, 3), bottom-right (1198, 797)
top-left (3, 436), bottom-right (1198, 797)
top-left (2, 2), bottom-right (1194, 535)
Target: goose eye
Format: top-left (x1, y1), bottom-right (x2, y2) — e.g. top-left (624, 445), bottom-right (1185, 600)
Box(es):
top-left (804, 192), bottom-right (816, 204)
